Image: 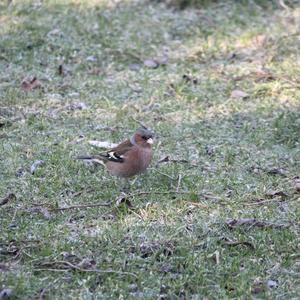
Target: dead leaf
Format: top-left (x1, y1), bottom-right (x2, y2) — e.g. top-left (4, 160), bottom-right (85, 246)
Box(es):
top-left (21, 77), bottom-right (42, 91)
top-left (265, 190), bottom-right (288, 198)
top-left (138, 241), bottom-right (175, 258)
top-left (116, 193), bottom-right (133, 208)
top-left (0, 288), bottom-right (13, 299)
top-left (77, 258), bottom-right (96, 269)
top-left (30, 160), bottom-right (45, 175)
top-left (226, 218), bottom-right (290, 229)
top-left (231, 90), bottom-right (249, 99)
top-left (266, 168), bottom-right (288, 176)
top-left (0, 193), bottom-right (16, 206)
top-left (88, 140), bottom-right (118, 149)
top-left (143, 59), bottom-right (159, 69)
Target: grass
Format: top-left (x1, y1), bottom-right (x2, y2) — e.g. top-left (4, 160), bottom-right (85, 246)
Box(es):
top-left (0, 0), bottom-right (300, 299)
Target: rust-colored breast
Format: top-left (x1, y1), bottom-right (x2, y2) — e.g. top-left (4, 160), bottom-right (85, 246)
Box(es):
top-left (106, 145), bottom-right (152, 178)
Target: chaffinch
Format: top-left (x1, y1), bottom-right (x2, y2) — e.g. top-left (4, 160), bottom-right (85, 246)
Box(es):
top-left (77, 127), bottom-right (154, 178)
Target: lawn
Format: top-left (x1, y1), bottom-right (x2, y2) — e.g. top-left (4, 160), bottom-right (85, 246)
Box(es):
top-left (0, 0), bottom-right (300, 299)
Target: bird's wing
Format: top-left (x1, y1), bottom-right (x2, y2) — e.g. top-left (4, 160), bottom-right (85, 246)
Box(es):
top-left (101, 139), bottom-right (133, 163)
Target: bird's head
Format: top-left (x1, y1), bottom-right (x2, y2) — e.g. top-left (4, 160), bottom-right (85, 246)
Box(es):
top-left (132, 127), bottom-right (154, 147)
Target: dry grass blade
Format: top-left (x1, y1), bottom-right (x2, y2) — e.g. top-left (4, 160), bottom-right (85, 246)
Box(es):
top-left (49, 202), bottom-right (112, 212)
top-left (221, 238), bottom-right (255, 249)
top-left (34, 260), bottom-right (137, 278)
top-left (226, 218), bottom-right (291, 229)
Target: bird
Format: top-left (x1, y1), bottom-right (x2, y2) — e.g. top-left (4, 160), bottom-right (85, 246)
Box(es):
top-left (77, 127), bottom-right (154, 181)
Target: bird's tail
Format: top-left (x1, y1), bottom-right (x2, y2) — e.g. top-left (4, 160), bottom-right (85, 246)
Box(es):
top-left (76, 155), bottom-right (107, 165)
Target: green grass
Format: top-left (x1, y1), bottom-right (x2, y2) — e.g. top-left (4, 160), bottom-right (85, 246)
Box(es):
top-left (1, 0), bottom-right (300, 299)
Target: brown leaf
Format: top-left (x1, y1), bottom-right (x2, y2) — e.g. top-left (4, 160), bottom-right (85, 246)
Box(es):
top-left (226, 218), bottom-right (290, 229)
top-left (21, 76), bottom-right (42, 91)
top-left (0, 193), bottom-right (16, 206)
top-left (231, 90), bottom-right (249, 99)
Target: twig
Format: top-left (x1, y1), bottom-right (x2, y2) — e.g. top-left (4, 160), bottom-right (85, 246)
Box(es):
top-left (156, 156), bottom-right (189, 166)
top-left (49, 202), bottom-right (112, 212)
top-left (35, 260), bottom-right (137, 278)
top-left (226, 218), bottom-right (291, 229)
top-left (130, 191), bottom-right (188, 197)
top-left (245, 196), bottom-right (299, 206)
top-left (221, 238), bottom-right (254, 249)
top-left (176, 174), bottom-right (182, 193)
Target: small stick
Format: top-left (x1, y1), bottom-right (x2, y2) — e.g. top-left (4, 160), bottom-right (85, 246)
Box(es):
top-left (130, 191), bottom-right (188, 197)
top-left (49, 202), bottom-right (111, 212)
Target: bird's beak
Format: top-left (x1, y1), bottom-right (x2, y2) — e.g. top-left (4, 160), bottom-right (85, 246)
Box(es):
top-left (146, 138), bottom-right (154, 144)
